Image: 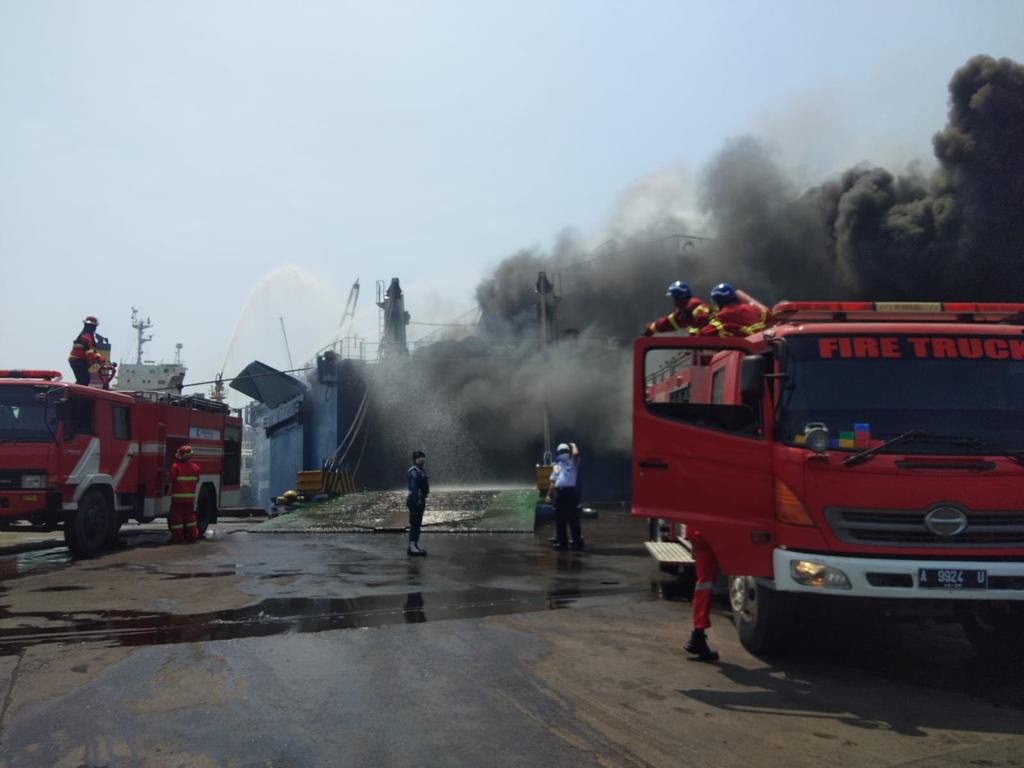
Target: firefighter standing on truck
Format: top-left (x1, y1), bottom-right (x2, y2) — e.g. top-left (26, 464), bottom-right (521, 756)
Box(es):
top-left (168, 445), bottom-right (201, 543)
top-left (700, 282), bottom-right (769, 338)
top-left (68, 316), bottom-right (105, 386)
top-left (643, 281), bottom-right (711, 336)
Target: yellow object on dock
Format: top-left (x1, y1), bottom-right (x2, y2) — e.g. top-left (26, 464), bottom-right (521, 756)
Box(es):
top-left (535, 464), bottom-right (553, 494)
top-left (296, 469), bottom-right (357, 497)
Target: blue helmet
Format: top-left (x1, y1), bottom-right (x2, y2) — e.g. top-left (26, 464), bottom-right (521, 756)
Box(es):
top-left (710, 282), bottom-right (738, 307)
top-left (665, 280), bottom-right (691, 300)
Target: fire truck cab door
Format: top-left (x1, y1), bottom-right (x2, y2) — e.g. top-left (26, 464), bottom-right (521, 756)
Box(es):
top-left (107, 402), bottom-right (136, 494)
top-left (60, 394), bottom-right (100, 485)
top-left (634, 336), bottom-right (774, 577)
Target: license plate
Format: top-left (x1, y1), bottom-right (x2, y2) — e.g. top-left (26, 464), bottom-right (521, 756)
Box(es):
top-left (918, 568), bottom-right (987, 589)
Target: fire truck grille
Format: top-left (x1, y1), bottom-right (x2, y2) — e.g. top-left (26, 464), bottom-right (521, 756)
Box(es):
top-left (824, 507), bottom-right (1024, 548)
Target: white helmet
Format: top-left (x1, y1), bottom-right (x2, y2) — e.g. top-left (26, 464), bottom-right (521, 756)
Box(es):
top-left (556, 443), bottom-right (570, 453)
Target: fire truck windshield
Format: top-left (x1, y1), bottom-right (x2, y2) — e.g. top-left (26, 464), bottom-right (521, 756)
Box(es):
top-left (776, 335), bottom-right (1024, 453)
top-left (0, 386), bottom-right (59, 442)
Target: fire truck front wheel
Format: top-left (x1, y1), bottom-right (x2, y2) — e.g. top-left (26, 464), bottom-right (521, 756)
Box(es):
top-left (728, 575), bottom-right (792, 655)
top-left (64, 488), bottom-right (116, 556)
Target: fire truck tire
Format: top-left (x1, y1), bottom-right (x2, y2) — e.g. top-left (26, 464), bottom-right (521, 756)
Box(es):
top-left (64, 488), bottom-right (115, 556)
top-left (195, 487), bottom-right (216, 536)
top-left (728, 575), bottom-right (792, 655)
top-left (958, 605), bottom-right (1024, 661)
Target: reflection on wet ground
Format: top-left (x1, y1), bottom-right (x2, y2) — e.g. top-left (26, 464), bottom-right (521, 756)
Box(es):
top-left (0, 585), bottom-right (652, 655)
top-left (2, 509), bottom-right (1022, 711)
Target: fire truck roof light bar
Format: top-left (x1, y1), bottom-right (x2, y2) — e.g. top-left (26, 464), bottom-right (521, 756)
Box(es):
top-left (771, 301), bottom-right (1024, 324)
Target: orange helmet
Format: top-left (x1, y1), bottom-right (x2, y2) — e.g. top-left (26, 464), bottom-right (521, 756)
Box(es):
top-left (175, 445), bottom-right (194, 460)
top-left (82, 315), bottom-right (99, 325)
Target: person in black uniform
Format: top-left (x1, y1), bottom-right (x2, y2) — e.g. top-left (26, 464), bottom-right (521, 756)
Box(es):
top-left (406, 450), bottom-right (429, 556)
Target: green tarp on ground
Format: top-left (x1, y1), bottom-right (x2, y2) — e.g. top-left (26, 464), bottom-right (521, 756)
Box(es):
top-left (254, 488), bottom-right (539, 534)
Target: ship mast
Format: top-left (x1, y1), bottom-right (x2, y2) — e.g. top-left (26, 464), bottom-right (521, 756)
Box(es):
top-left (130, 307), bottom-right (154, 365)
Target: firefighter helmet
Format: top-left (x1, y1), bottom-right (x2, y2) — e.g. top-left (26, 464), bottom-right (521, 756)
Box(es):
top-left (282, 490), bottom-right (299, 504)
top-left (665, 281), bottom-right (691, 300)
top-left (710, 283), bottom-right (738, 307)
top-left (175, 445), bottom-right (194, 460)
top-left (83, 315), bottom-right (99, 325)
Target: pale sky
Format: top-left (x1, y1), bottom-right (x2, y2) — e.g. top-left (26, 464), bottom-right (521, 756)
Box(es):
top-left (1, 1), bottom-right (1022, 394)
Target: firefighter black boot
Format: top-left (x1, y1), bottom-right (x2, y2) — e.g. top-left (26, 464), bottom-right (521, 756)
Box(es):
top-left (407, 541), bottom-right (427, 557)
top-left (684, 629), bottom-right (719, 661)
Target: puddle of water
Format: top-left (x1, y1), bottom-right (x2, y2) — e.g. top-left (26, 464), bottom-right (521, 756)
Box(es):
top-left (259, 571), bottom-right (305, 580)
top-left (0, 585), bottom-right (651, 655)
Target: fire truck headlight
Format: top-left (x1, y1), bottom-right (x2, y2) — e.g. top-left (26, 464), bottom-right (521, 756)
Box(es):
top-left (804, 423), bottom-right (831, 454)
top-left (791, 560), bottom-right (852, 590)
top-left (20, 474), bottom-right (46, 489)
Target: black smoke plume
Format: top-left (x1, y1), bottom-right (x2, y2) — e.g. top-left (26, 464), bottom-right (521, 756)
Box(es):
top-left (359, 55), bottom-right (1024, 496)
top-left (699, 54), bottom-right (1024, 301)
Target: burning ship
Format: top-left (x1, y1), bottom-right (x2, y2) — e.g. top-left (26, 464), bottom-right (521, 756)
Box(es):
top-left (233, 275), bottom-right (633, 510)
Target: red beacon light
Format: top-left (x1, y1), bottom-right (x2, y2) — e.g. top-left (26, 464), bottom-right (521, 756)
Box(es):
top-left (0, 370), bottom-right (63, 381)
top-left (770, 301), bottom-right (1024, 324)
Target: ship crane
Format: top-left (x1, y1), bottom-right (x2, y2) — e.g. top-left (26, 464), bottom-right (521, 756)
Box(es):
top-left (339, 279), bottom-right (360, 331)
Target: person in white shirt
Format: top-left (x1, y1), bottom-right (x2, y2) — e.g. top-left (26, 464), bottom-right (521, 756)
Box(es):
top-left (545, 442), bottom-right (582, 550)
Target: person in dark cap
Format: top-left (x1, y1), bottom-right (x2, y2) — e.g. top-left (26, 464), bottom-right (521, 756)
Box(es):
top-left (406, 451), bottom-right (429, 556)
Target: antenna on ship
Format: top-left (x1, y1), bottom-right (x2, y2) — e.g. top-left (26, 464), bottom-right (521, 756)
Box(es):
top-left (131, 307), bottom-right (154, 364)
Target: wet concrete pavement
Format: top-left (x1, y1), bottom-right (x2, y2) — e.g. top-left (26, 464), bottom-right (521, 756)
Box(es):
top-left (0, 511), bottom-right (1022, 767)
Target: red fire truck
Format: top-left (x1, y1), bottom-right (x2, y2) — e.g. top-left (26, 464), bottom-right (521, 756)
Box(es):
top-left (634, 302), bottom-right (1024, 657)
top-left (0, 370), bottom-right (242, 555)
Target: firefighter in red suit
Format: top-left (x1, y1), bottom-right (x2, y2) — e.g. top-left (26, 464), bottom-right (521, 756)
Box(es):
top-left (699, 283), bottom-right (770, 338)
top-left (683, 283), bottom-right (769, 661)
top-left (168, 445), bottom-right (201, 543)
top-left (643, 281), bottom-right (711, 336)
top-left (68, 316), bottom-right (105, 385)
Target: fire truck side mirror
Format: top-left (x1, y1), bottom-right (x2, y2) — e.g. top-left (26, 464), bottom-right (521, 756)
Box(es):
top-left (740, 355), bottom-right (768, 400)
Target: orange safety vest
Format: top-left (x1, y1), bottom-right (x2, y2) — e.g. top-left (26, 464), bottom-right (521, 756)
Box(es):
top-left (169, 460), bottom-right (201, 502)
top-left (69, 331), bottom-right (104, 364)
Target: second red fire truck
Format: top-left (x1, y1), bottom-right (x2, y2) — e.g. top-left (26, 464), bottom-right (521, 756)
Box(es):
top-left (634, 301), bottom-right (1024, 657)
top-left (0, 370), bottom-right (242, 555)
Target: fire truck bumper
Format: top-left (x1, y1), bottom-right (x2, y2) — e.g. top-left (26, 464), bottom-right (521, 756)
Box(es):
top-left (773, 549), bottom-right (1024, 601)
top-left (0, 490), bottom-right (63, 520)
